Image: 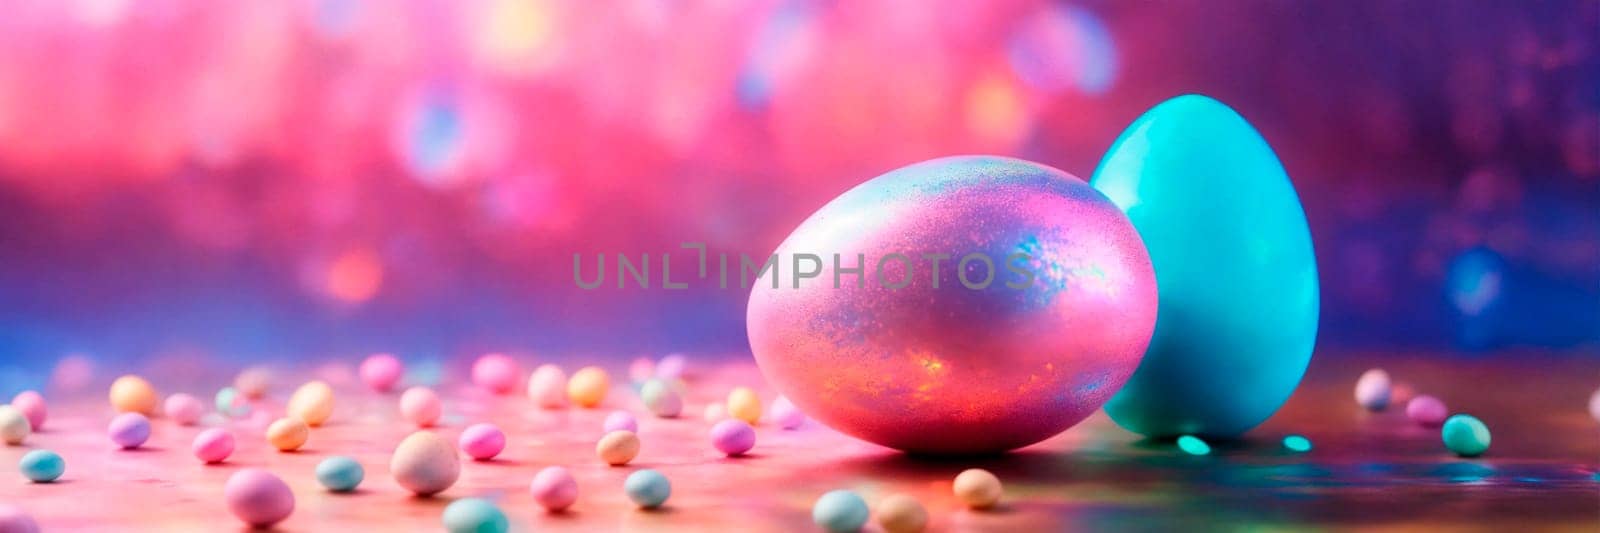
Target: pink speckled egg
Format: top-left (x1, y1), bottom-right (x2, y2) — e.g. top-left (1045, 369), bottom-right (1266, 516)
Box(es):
top-left (360, 353), bottom-right (404, 392)
top-left (193, 428), bottom-right (236, 463)
top-left (10, 391), bottom-right (46, 431)
top-left (1406, 395), bottom-right (1448, 427)
top-left (529, 466), bottom-right (579, 512)
top-left (224, 469), bottom-right (295, 528)
top-left (164, 393), bottom-right (204, 426)
top-left (399, 387), bottom-right (443, 427)
top-left (472, 353), bottom-right (521, 394)
top-left (458, 423), bottom-right (506, 461)
top-left (746, 156), bottom-right (1157, 454)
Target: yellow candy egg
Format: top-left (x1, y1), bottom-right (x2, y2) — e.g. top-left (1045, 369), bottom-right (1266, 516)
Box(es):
top-left (109, 375), bottom-right (159, 415)
top-left (566, 366), bottom-right (610, 408)
top-left (0, 405), bottom-right (30, 445)
top-left (266, 417), bottom-right (309, 451)
top-left (953, 468), bottom-right (1003, 509)
top-left (596, 430), bottom-right (640, 466)
top-left (727, 387), bottom-right (762, 425)
top-left (287, 381), bottom-right (334, 426)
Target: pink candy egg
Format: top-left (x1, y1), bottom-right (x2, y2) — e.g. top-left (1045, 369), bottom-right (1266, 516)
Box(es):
top-left (107, 412), bottom-right (151, 449)
top-left (527, 364), bottom-right (568, 408)
top-left (710, 419), bottom-right (756, 456)
top-left (767, 396), bottom-right (806, 430)
top-left (400, 386), bottom-right (443, 427)
top-left (530, 466), bottom-right (579, 512)
top-left (603, 410), bottom-right (638, 433)
top-left (360, 353), bottom-right (404, 392)
top-left (224, 469), bottom-right (295, 528)
top-left (0, 504), bottom-right (40, 533)
top-left (655, 354), bottom-right (687, 380)
top-left (628, 357), bottom-right (655, 384)
top-left (164, 393), bottom-right (205, 426)
top-left (10, 391), bottom-right (46, 431)
top-left (458, 423), bottom-right (506, 461)
top-left (193, 428), bottom-right (236, 463)
top-left (472, 353), bottom-right (521, 394)
top-left (1406, 395), bottom-right (1448, 427)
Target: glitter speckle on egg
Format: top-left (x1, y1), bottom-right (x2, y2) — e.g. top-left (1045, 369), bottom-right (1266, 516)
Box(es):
top-left (746, 155), bottom-right (1158, 454)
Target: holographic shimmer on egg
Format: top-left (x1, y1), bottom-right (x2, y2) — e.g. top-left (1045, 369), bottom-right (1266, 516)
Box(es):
top-left (746, 155), bottom-right (1157, 454)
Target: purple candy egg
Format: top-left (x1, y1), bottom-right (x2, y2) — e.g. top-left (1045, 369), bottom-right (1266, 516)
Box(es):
top-left (107, 412), bottom-right (151, 449)
top-left (603, 410), bottom-right (639, 433)
top-left (710, 419), bottom-right (756, 456)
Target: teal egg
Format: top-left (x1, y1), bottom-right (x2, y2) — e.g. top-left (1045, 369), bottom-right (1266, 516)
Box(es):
top-left (1441, 414), bottom-right (1491, 457)
top-left (811, 490), bottom-right (870, 533)
top-left (1092, 94), bottom-right (1319, 438)
top-left (441, 498), bottom-right (508, 533)
top-left (315, 456), bottom-right (365, 492)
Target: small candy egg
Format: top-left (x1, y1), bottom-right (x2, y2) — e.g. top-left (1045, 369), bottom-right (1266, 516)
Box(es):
top-left (214, 387), bottom-right (250, 418)
top-left (1442, 414), bottom-right (1491, 457)
top-left (1353, 368), bottom-right (1391, 411)
top-left (234, 366), bottom-right (272, 399)
top-left (624, 469), bottom-right (672, 509)
top-left (0, 505), bottom-right (40, 533)
top-left (1586, 387), bottom-right (1599, 424)
top-left (164, 393), bottom-right (204, 426)
top-left (267, 417), bottom-right (310, 452)
top-left (108, 412), bottom-right (151, 449)
top-left (655, 354), bottom-right (687, 380)
top-left (458, 423), bottom-right (506, 461)
top-left (603, 410), bottom-right (638, 433)
top-left (442, 498), bottom-right (509, 533)
top-left (18, 450), bottom-right (64, 483)
top-left (628, 357), bottom-right (655, 384)
top-left (1282, 435), bottom-right (1313, 453)
top-left (315, 456), bottom-right (365, 492)
top-left (812, 490), bottom-right (869, 533)
top-left (360, 353), bottom-right (405, 392)
top-left (10, 391), bottom-right (46, 431)
top-left (472, 353), bottom-right (521, 395)
top-left (391, 431), bottom-right (460, 496)
top-left (726, 387), bottom-right (762, 425)
top-left (1177, 435), bottom-right (1211, 456)
top-left (567, 366), bottom-right (610, 408)
top-left (1406, 395), bottom-right (1449, 427)
top-left (109, 375), bottom-right (159, 415)
top-left (287, 381), bottom-right (335, 426)
top-left (952, 468), bottom-right (1002, 509)
top-left (0, 406), bottom-right (29, 445)
top-left (767, 395), bottom-right (806, 430)
top-left (703, 403), bottom-right (727, 423)
top-left (224, 469), bottom-right (295, 528)
top-left (400, 386), bottom-right (443, 427)
top-left (639, 379), bottom-right (682, 418)
top-left (192, 428), bottom-right (235, 464)
top-left (596, 430), bottom-right (641, 466)
top-left (709, 419), bottom-right (756, 457)
top-left (875, 493), bottom-right (928, 533)
top-left (527, 364), bottom-right (569, 409)
top-left (530, 466), bottom-right (579, 512)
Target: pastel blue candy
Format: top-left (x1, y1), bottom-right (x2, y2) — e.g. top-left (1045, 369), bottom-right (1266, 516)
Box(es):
top-left (811, 489), bottom-right (869, 533)
top-left (19, 449), bottom-right (64, 483)
top-left (315, 456), bottom-right (364, 492)
top-left (624, 469), bottom-right (672, 509)
top-left (441, 498), bottom-right (508, 533)
top-left (1093, 94), bottom-right (1319, 438)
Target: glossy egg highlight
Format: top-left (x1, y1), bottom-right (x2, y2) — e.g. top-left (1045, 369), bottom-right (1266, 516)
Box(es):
top-left (747, 155), bottom-right (1157, 454)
